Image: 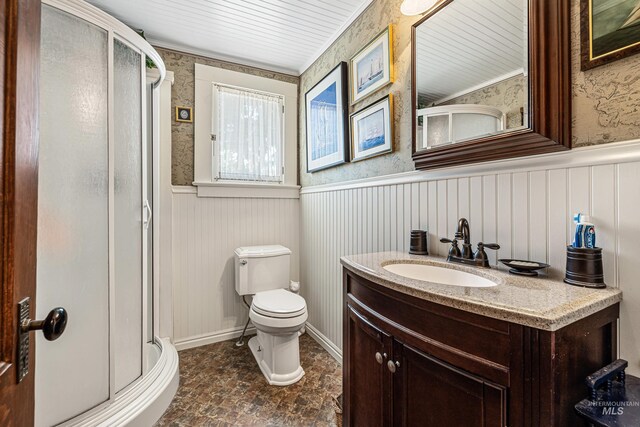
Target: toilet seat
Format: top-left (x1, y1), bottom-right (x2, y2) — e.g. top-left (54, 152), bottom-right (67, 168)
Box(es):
top-left (251, 289), bottom-right (306, 318)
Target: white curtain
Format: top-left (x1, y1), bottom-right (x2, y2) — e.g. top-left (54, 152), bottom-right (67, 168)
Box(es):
top-left (215, 84), bottom-right (284, 182)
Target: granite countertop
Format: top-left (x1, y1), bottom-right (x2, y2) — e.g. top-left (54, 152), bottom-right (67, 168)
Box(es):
top-left (340, 252), bottom-right (622, 331)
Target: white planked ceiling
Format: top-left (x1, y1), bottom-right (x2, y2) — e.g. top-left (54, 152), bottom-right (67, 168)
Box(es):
top-left (415, 0), bottom-right (527, 105)
top-left (85, 0), bottom-right (373, 75)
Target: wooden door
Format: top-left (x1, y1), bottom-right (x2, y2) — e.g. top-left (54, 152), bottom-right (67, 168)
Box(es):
top-left (344, 305), bottom-right (393, 427)
top-left (0, 0), bottom-right (41, 425)
top-left (392, 342), bottom-right (507, 427)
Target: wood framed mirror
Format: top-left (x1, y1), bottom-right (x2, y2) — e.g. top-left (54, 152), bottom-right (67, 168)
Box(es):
top-left (411, 0), bottom-right (571, 170)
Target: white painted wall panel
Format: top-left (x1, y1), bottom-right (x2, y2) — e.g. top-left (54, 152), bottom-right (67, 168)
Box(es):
top-left (496, 174), bottom-right (513, 261)
top-left (171, 192), bottom-right (300, 348)
top-left (548, 169), bottom-right (568, 279)
top-left (591, 165), bottom-right (617, 287)
top-left (301, 157), bottom-right (640, 375)
top-left (529, 171), bottom-right (547, 264)
top-left (482, 175), bottom-right (497, 265)
top-left (512, 172), bottom-right (529, 261)
top-left (617, 163), bottom-right (640, 374)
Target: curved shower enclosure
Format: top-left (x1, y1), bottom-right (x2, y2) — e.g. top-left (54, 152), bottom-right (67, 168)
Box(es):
top-left (36, 0), bottom-right (177, 425)
top-left (416, 104), bottom-right (505, 149)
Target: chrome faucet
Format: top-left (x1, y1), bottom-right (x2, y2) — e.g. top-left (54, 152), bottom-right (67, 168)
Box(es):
top-left (440, 218), bottom-right (500, 268)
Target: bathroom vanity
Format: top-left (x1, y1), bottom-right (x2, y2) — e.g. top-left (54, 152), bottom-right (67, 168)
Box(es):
top-left (341, 253), bottom-right (622, 427)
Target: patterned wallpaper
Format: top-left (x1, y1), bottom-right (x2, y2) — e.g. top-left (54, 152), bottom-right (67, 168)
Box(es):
top-left (570, 0), bottom-right (640, 147)
top-left (299, 0), bottom-right (417, 187)
top-left (155, 48), bottom-right (299, 186)
top-left (299, 0), bottom-right (640, 187)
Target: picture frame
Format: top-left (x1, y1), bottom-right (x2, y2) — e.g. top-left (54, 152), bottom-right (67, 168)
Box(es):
top-left (350, 25), bottom-right (393, 105)
top-left (350, 94), bottom-right (393, 162)
top-left (175, 106), bottom-right (193, 123)
top-left (580, 0), bottom-right (640, 70)
top-left (305, 62), bottom-right (350, 173)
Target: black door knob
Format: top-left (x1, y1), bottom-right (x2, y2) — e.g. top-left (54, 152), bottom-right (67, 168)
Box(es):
top-left (21, 307), bottom-right (68, 341)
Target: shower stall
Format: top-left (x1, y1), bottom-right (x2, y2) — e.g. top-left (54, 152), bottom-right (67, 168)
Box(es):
top-left (36, 0), bottom-right (177, 425)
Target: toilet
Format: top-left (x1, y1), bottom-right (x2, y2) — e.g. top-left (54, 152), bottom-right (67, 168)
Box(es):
top-left (234, 245), bottom-right (307, 386)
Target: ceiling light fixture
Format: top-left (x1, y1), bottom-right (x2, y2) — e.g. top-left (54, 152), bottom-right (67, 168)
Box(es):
top-left (400, 0), bottom-right (440, 16)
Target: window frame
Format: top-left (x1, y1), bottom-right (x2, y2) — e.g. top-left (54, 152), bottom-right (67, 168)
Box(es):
top-left (193, 63), bottom-right (299, 198)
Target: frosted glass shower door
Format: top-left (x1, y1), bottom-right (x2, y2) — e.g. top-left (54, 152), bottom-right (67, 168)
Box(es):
top-left (113, 38), bottom-right (144, 393)
top-left (37, 5), bottom-right (110, 426)
top-left (37, 5), bottom-right (150, 426)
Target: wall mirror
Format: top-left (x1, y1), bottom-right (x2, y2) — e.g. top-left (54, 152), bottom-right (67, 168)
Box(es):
top-left (411, 0), bottom-right (571, 170)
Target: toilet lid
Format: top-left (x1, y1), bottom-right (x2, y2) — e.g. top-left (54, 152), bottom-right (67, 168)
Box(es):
top-left (252, 289), bottom-right (306, 318)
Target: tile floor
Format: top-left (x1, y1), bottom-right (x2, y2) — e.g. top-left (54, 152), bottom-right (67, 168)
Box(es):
top-left (155, 333), bottom-right (342, 426)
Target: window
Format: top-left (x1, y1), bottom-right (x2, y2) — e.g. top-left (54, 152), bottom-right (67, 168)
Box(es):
top-left (213, 84), bottom-right (284, 183)
top-left (193, 64), bottom-right (298, 198)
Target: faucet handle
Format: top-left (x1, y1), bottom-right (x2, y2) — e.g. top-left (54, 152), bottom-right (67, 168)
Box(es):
top-left (480, 242), bottom-right (500, 250)
top-left (440, 237), bottom-right (461, 258)
top-left (474, 242), bottom-right (500, 267)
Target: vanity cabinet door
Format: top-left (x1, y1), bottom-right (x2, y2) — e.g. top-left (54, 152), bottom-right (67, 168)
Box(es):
top-left (344, 305), bottom-right (393, 427)
top-left (392, 342), bottom-right (506, 427)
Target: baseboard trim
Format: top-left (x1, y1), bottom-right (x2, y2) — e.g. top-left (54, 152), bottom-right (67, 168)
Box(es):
top-left (305, 323), bottom-right (342, 365)
top-left (174, 326), bottom-right (256, 351)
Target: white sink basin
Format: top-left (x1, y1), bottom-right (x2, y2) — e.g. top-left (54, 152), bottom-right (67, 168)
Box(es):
top-left (383, 263), bottom-right (498, 288)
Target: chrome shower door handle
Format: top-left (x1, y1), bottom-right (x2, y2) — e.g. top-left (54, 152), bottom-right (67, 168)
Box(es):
top-left (143, 199), bottom-right (152, 229)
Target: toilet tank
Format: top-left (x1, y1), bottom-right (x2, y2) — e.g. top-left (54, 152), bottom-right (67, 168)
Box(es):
top-left (234, 245), bottom-right (291, 296)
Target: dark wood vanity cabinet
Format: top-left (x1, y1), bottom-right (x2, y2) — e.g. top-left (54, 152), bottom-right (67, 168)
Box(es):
top-left (343, 269), bottom-right (619, 427)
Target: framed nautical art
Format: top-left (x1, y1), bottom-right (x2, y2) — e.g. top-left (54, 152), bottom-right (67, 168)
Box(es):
top-left (581, 0), bottom-right (640, 70)
top-left (305, 62), bottom-right (349, 172)
top-left (350, 25), bottom-right (393, 104)
top-left (350, 95), bottom-right (393, 162)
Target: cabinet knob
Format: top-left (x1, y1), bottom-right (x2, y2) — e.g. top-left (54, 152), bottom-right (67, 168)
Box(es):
top-left (375, 352), bottom-right (386, 365)
top-left (387, 360), bottom-right (400, 373)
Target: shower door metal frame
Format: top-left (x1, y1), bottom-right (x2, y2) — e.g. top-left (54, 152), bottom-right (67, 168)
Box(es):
top-left (40, 0), bottom-right (166, 421)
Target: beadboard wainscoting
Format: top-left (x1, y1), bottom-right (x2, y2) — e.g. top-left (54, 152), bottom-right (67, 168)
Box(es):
top-left (171, 188), bottom-right (300, 350)
top-left (300, 140), bottom-right (640, 375)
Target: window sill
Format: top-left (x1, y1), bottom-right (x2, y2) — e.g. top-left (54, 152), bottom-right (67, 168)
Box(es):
top-left (192, 181), bottom-right (300, 199)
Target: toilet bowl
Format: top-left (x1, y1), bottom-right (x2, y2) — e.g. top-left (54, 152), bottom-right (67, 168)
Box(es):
top-left (234, 245), bottom-right (307, 386)
top-left (248, 288), bottom-right (307, 386)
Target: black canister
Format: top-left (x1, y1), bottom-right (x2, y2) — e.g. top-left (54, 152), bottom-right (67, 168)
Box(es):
top-left (409, 230), bottom-right (428, 255)
top-left (564, 246), bottom-right (606, 288)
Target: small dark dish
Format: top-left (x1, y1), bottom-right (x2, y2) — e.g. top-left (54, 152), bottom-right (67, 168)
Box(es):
top-left (499, 259), bottom-right (550, 277)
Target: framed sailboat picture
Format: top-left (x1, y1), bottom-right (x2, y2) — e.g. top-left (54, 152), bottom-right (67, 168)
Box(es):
top-left (350, 95), bottom-right (393, 162)
top-left (581, 0), bottom-right (640, 70)
top-left (350, 25), bottom-right (393, 104)
top-left (305, 62), bottom-right (349, 172)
